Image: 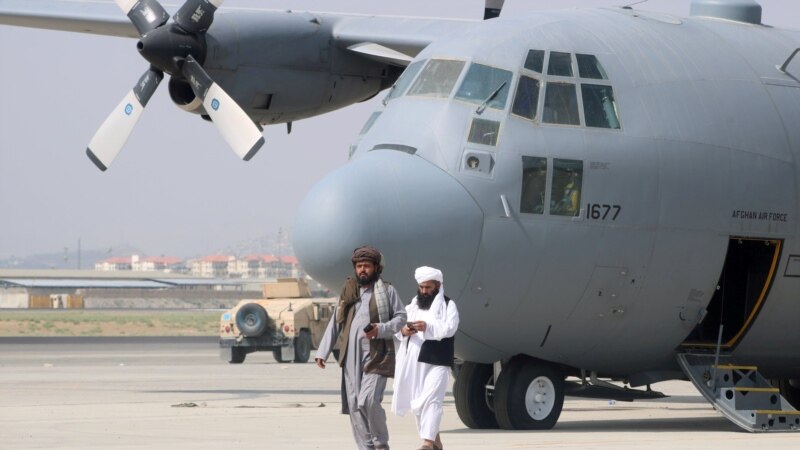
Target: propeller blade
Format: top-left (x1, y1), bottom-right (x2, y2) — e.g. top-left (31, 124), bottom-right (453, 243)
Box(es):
top-left (115, 0), bottom-right (169, 37)
top-left (181, 55), bottom-right (264, 161)
top-left (86, 68), bottom-right (163, 171)
top-left (484, 0), bottom-right (505, 20)
top-left (173, 0), bottom-right (224, 34)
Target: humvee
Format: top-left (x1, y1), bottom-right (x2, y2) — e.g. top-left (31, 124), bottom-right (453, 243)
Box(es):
top-left (219, 278), bottom-right (335, 363)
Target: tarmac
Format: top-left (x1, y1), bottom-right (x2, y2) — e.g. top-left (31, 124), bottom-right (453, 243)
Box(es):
top-left (0, 337), bottom-right (798, 449)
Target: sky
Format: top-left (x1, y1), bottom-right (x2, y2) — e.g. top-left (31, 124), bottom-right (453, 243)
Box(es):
top-left (0, 0), bottom-right (796, 260)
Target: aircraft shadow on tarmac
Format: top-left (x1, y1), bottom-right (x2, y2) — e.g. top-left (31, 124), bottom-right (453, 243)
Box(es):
top-left (444, 416), bottom-right (738, 433)
top-left (146, 389), bottom-right (342, 396)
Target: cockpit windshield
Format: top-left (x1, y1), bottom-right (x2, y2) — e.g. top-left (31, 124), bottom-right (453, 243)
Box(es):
top-left (407, 59), bottom-right (465, 98)
top-left (384, 59), bottom-right (426, 104)
top-left (455, 63), bottom-right (513, 111)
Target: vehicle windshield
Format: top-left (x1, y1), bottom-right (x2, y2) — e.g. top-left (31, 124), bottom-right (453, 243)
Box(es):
top-left (455, 63), bottom-right (513, 110)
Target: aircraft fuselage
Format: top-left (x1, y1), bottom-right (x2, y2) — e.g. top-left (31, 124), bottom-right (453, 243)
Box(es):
top-left (294, 7), bottom-right (800, 383)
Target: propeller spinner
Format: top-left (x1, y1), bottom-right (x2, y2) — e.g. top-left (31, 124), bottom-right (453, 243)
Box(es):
top-left (86, 0), bottom-right (264, 171)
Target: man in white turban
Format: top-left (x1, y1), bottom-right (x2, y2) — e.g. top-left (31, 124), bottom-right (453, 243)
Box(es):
top-left (391, 266), bottom-right (460, 450)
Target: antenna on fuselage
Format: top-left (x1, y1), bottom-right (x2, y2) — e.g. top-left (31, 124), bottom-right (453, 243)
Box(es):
top-left (622, 0), bottom-right (649, 9)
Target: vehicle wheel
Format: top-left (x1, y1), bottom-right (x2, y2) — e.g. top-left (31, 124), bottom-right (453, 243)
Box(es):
top-left (236, 303), bottom-right (268, 337)
top-left (454, 361), bottom-right (498, 429)
top-left (775, 378), bottom-right (800, 409)
top-left (228, 347), bottom-right (246, 364)
top-left (294, 330), bottom-right (312, 363)
top-left (493, 358), bottom-right (564, 430)
top-left (272, 348), bottom-right (289, 363)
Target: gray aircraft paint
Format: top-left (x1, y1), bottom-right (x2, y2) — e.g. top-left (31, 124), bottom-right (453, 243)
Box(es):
top-left (1, 0), bottom-right (798, 392)
top-left (295, 7), bottom-right (800, 381)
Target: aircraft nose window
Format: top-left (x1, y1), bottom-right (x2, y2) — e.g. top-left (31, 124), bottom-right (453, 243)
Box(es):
top-left (407, 59), bottom-right (465, 98)
top-left (383, 59), bottom-right (426, 104)
top-left (524, 49), bottom-right (545, 73)
top-left (520, 156), bottom-right (547, 214)
top-left (551, 159), bottom-right (583, 217)
top-left (512, 75), bottom-right (540, 120)
top-left (455, 63), bottom-right (513, 110)
top-left (576, 54), bottom-right (608, 80)
top-left (547, 52), bottom-right (574, 77)
top-left (582, 84), bottom-right (620, 129)
top-left (467, 118), bottom-right (501, 146)
top-left (543, 82), bottom-right (580, 125)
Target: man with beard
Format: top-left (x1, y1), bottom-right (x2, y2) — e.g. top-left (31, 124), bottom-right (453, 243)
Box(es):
top-left (315, 246), bottom-right (406, 450)
top-left (391, 266), bottom-right (460, 450)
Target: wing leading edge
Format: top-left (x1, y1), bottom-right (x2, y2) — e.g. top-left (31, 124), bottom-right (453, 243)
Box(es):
top-left (0, 1), bottom-right (477, 63)
top-left (0, 0), bottom-right (136, 38)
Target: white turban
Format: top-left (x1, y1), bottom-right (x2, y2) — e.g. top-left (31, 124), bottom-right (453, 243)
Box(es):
top-left (414, 266), bottom-right (443, 284)
top-left (413, 266), bottom-right (446, 320)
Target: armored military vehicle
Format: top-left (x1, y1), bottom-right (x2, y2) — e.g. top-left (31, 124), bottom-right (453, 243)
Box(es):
top-left (219, 278), bottom-right (335, 364)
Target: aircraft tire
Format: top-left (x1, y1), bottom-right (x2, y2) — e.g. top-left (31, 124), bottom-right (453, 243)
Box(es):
top-left (454, 361), bottom-right (498, 429)
top-left (293, 330), bottom-right (312, 363)
top-left (493, 359), bottom-right (564, 430)
top-left (776, 378), bottom-right (800, 409)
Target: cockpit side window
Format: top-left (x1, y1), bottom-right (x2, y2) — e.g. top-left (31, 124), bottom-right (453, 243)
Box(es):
top-left (582, 84), bottom-right (620, 129)
top-left (524, 50), bottom-right (545, 73)
top-left (455, 63), bottom-right (513, 110)
top-left (551, 159), bottom-right (583, 216)
top-left (407, 59), bottom-right (465, 98)
top-left (520, 156), bottom-right (547, 214)
top-left (543, 82), bottom-right (580, 125)
top-left (512, 75), bottom-right (540, 121)
top-left (576, 54), bottom-right (608, 79)
top-left (384, 59), bottom-right (426, 104)
top-left (547, 51), bottom-right (573, 77)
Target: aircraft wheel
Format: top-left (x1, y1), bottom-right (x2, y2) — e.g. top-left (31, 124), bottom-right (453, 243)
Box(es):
top-left (293, 330), bottom-right (312, 363)
top-left (454, 361), bottom-right (498, 429)
top-left (493, 358), bottom-right (564, 430)
top-left (775, 378), bottom-right (800, 409)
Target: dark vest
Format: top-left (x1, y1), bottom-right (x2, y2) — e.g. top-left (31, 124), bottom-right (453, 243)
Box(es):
top-left (418, 296), bottom-right (455, 367)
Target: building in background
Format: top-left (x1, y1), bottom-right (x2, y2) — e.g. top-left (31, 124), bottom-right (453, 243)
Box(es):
top-left (94, 254), bottom-right (302, 280)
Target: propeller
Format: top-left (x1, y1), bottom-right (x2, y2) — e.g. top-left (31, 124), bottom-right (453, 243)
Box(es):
top-left (86, 0), bottom-right (264, 171)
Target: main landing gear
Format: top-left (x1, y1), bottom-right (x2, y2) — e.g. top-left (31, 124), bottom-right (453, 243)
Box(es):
top-left (454, 356), bottom-right (565, 430)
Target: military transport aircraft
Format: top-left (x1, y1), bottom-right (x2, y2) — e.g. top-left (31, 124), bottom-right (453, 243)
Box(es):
top-left (2, 0), bottom-right (799, 433)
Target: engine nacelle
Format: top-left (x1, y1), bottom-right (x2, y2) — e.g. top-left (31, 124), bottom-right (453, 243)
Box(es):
top-left (175, 10), bottom-right (398, 125)
top-left (168, 77), bottom-right (204, 113)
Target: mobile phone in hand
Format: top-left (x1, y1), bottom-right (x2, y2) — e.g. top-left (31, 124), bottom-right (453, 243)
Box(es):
top-left (363, 324), bottom-right (374, 333)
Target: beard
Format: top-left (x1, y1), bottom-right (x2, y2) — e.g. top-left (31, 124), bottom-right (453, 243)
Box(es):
top-left (357, 270), bottom-right (379, 286)
top-left (416, 288), bottom-right (439, 310)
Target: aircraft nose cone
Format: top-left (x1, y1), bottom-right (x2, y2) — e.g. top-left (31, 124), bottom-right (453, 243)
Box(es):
top-left (293, 151), bottom-right (484, 297)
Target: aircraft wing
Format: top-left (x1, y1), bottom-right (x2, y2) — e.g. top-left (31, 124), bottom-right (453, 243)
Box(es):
top-left (332, 15), bottom-right (475, 65)
top-left (0, 0), bottom-right (137, 38)
top-left (0, 0), bottom-right (478, 170)
top-left (0, 0), bottom-right (475, 62)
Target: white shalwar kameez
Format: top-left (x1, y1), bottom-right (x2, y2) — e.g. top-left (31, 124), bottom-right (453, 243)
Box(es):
top-left (391, 289), bottom-right (459, 441)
